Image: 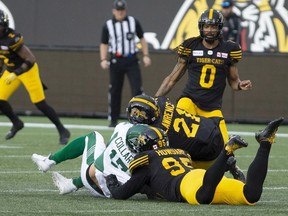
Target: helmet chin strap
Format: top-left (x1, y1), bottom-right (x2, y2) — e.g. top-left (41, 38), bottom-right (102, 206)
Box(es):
top-left (204, 38), bottom-right (216, 44)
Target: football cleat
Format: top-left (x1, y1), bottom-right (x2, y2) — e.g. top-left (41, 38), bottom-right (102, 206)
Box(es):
top-left (52, 172), bottom-right (77, 195)
top-left (31, 153), bottom-right (56, 172)
top-left (225, 135), bottom-right (248, 155)
top-left (5, 120), bottom-right (24, 140)
top-left (255, 117), bottom-right (284, 144)
top-left (226, 156), bottom-right (246, 183)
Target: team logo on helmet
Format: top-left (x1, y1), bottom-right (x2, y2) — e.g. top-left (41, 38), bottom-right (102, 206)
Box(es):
top-left (130, 107), bottom-right (149, 122)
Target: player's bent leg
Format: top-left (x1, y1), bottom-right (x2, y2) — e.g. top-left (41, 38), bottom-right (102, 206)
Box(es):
top-left (51, 135), bottom-right (86, 162)
top-left (176, 97), bottom-right (197, 115)
top-left (80, 131), bottom-right (106, 197)
top-left (180, 170), bottom-right (206, 205)
top-left (32, 134), bottom-right (87, 172)
top-left (212, 177), bottom-right (254, 205)
top-left (244, 117), bottom-right (284, 203)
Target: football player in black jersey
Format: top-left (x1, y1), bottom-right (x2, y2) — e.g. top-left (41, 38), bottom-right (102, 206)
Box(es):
top-left (155, 9), bottom-right (252, 150)
top-left (127, 94), bottom-right (245, 182)
top-left (0, 10), bottom-right (70, 144)
top-left (106, 117), bottom-right (284, 205)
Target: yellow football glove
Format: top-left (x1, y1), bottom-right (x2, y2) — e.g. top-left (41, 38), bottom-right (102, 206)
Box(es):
top-left (4, 73), bottom-right (16, 85)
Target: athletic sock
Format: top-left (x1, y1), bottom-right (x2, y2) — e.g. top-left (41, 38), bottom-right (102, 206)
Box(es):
top-left (72, 176), bottom-right (84, 189)
top-left (50, 135), bottom-right (86, 164)
top-left (244, 141), bottom-right (271, 203)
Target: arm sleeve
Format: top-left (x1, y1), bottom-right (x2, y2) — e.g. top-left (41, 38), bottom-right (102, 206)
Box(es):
top-left (135, 18), bottom-right (144, 39)
top-left (110, 169), bottom-right (148, 199)
top-left (228, 42), bottom-right (242, 64)
top-left (100, 23), bottom-right (109, 44)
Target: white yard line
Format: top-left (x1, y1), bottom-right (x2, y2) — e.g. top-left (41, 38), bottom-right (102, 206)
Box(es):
top-left (0, 122), bottom-right (287, 137)
top-left (0, 122), bottom-right (113, 130)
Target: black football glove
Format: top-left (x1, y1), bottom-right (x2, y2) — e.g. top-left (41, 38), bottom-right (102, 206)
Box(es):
top-left (106, 174), bottom-right (120, 192)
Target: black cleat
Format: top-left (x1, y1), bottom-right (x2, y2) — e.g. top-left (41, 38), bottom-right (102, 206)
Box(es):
top-left (255, 117), bottom-right (284, 144)
top-left (5, 121), bottom-right (24, 140)
top-left (226, 156), bottom-right (246, 183)
top-left (225, 135), bottom-right (248, 155)
top-left (59, 128), bottom-right (70, 145)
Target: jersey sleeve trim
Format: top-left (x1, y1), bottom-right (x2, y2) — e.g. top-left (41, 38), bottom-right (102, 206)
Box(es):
top-left (177, 45), bottom-right (192, 56)
top-left (129, 155), bottom-right (149, 173)
top-left (10, 35), bottom-right (24, 52)
top-left (230, 50), bottom-right (242, 61)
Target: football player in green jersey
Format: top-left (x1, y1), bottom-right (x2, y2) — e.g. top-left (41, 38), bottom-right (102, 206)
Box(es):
top-left (107, 117), bottom-right (283, 205)
top-left (32, 122), bottom-right (139, 196)
top-left (155, 9), bottom-right (252, 149)
top-left (0, 10), bottom-right (70, 144)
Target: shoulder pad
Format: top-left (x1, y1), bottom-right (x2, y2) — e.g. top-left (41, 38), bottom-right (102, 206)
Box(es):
top-left (177, 44), bottom-right (192, 57)
top-left (177, 37), bottom-right (201, 57)
top-left (8, 32), bottom-right (24, 52)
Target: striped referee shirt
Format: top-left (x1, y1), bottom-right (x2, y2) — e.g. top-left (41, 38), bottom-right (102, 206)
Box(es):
top-left (101, 16), bottom-right (144, 56)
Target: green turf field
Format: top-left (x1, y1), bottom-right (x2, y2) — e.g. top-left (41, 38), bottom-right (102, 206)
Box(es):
top-left (0, 116), bottom-right (287, 216)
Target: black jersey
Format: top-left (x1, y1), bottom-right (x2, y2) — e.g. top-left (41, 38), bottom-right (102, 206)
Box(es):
top-left (0, 28), bottom-right (24, 71)
top-left (178, 37), bottom-right (242, 111)
top-left (153, 97), bottom-right (224, 161)
top-left (153, 97), bottom-right (223, 161)
top-left (109, 148), bottom-right (192, 202)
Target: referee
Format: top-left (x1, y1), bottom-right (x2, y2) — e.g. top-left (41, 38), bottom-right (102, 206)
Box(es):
top-left (100, 0), bottom-right (151, 127)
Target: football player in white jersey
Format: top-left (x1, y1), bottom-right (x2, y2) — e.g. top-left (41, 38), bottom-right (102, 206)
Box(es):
top-left (31, 122), bottom-right (146, 197)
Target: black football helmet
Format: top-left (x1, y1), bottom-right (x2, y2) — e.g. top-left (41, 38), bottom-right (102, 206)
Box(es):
top-left (0, 10), bottom-right (9, 28)
top-left (126, 124), bottom-right (169, 153)
top-left (127, 95), bottom-right (160, 125)
top-left (198, 9), bottom-right (224, 42)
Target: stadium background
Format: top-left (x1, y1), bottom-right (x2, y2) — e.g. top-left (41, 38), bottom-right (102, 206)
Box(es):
top-left (2, 0), bottom-right (288, 123)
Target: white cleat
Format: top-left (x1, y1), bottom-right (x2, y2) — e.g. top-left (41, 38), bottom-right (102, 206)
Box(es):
top-left (52, 171), bottom-right (77, 195)
top-left (31, 153), bottom-right (56, 172)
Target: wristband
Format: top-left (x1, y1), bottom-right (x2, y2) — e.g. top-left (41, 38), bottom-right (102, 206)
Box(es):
top-left (101, 59), bottom-right (107, 62)
top-left (143, 55), bottom-right (149, 57)
top-left (24, 60), bottom-right (33, 70)
top-left (14, 67), bottom-right (24, 75)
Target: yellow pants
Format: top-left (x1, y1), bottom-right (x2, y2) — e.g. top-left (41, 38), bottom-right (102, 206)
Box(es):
top-left (180, 170), bottom-right (255, 205)
top-left (0, 63), bottom-right (45, 103)
top-left (177, 97), bottom-right (228, 144)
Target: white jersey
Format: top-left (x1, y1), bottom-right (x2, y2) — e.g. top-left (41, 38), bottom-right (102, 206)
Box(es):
top-left (94, 122), bottom-right (134, 197)
top-left (80, 122), bottom-right (134, 198)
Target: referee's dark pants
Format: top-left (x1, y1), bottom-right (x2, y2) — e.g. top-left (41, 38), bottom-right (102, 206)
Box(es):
top-left (108, 55), bottom-right (143, 126)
